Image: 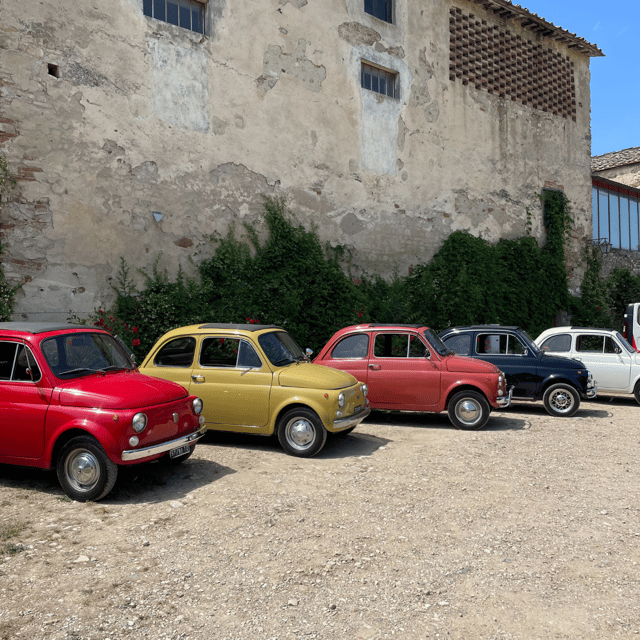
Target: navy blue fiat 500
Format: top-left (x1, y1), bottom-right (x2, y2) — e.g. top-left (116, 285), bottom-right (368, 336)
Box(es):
top-left (439, 325), bottom-right (597, 417)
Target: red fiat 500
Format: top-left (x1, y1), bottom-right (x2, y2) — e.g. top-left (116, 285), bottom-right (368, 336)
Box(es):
top-left (314, 324), bottom-right (510, 430)
top-left (0, 323), bottom-right (206, 501)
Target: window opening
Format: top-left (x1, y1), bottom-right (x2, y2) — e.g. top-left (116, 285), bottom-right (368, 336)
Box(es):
top-left (361, 62), bottom-right (398, 99)
top-left (143, 0), bottom-right (205, 34)
top-left (364, 0), bottom-right (393, 23)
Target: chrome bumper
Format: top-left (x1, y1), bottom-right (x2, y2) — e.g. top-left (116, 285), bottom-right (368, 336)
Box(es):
top-left (496, 387), bottom-right (513, 408)
top-left (121, 424), bottom-right (207, 462)
top-left (585, 382), bottom-right (597, 399)
top-left (333, 407), bottom-right (371, 431)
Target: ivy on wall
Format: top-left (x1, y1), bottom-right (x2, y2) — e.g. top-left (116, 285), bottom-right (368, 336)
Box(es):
top-left (0, 153), bottom-right (19, 321)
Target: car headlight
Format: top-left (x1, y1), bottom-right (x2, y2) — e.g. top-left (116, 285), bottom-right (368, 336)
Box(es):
top-left (361, 384), bottom-right (368, 397)
top-left (338, 392), bottom-right (346, 408)
top-left (192, 398), bottom-right (203, 415)
top-left (132, 412), bottom-right (147, 433)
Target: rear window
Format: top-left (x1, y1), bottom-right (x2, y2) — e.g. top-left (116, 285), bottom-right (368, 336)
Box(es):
top-left (539, 334), bottom-right (571, 353)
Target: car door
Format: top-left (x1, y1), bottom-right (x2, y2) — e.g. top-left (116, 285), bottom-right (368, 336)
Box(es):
top-left (0, 341), bottom-right (50, 459)
top-left (473, 332), bottom-right (538, 398)
top-left (365, 331), bottom-right (441, 408)
top-left (190, 336), bottom-right (273, 429)
top-left (320, 332), bottom-right (371, 387)
top-left (574, 333), bottom-right (631, 391)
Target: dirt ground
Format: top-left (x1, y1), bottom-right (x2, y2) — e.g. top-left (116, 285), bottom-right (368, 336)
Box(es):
top-left (1, 394), bottom-right (640, 640)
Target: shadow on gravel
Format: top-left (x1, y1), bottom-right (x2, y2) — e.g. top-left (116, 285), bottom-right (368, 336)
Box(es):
top-left (495, 402), bottom-right (611, 420)
top-left (0, 465), bottom-right (61, 497)
top-left (198, 430), bottom-right (390, 459)
top-left (105, 457), bottom-right (234, 504)
top-left (364, 409), bottom-right (529, 431)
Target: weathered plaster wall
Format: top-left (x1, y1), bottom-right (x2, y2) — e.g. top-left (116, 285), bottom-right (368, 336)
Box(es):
top-left (0, 0), bottom-right (594, 320)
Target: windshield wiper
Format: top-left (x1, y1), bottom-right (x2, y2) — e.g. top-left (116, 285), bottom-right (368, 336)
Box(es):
top-left (274, 358), bottom-right (295, 366)
top-left (58, 367), bottom-right (103, 377)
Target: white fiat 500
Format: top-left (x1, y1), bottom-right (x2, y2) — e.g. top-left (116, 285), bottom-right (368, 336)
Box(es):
top-left (535, 327), bottom-right (639, 401)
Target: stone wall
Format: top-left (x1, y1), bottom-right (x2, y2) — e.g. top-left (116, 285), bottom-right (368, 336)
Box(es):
top-left (0, 0), bottom-right (596, 321)
top-left (601, 250), bottom-right (640, 279)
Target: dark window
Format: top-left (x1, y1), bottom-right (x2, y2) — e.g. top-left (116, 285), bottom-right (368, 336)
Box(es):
top-left (361, 62), bottom-right (398, 99)
top-left (373, 333), bottom-right (426, 358)
top-left (576, 335), bottom-right (604, 352)
top-left (540, 335), bottom-right (571, 353)
top-left (200, 338), bottom-right (240, 367)
top-left (0, 342), bottom-right (41, 382)
top-left (477, 334), bottom-right (525, 355)
top-left (237, 341), bottom-right (262, 368)
top-left (154, 337), bottom-right (196, 367)
top-left (364, 0), bottom-right (393, 23)
top-left (143, 0), bottom-right (205, 34)
top-left (331, 334), bottom-right (370, 359)
top-left (443, 334), bottom-right (471, 356)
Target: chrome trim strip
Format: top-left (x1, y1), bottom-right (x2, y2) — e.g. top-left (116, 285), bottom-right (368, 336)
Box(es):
top-left (121, 425), bottom-right (207, 461)
top-left (333, 407), bottom-right (371, 430)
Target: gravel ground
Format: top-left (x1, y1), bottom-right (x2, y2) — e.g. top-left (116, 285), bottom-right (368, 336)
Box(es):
top-left (1, 395), bottom-right (640, 640)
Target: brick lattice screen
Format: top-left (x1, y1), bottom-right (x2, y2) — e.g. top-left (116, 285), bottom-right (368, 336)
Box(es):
top-left (449, 7), bottom-right (576, 121)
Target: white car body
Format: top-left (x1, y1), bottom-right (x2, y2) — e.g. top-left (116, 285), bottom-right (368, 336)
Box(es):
top-left (535, 326), bottom-right (640, 400)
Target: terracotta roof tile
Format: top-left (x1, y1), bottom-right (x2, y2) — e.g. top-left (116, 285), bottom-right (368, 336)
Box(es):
top-left (592, 148), bottom-right (640, 172)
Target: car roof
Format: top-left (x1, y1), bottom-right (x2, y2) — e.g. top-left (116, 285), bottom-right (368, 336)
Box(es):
top-left (0, 322), bottom-right (92, 335)
top-left (540, 326), bottom-right (616, 333)
top-left (441, 325), bottom-right (521, 333)
top-left (196, 323), bottom-right (282, 332)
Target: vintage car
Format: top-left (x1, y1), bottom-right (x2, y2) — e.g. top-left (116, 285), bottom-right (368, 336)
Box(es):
top-left (313, 324), bottom-right (510, 430)
top-left (139, 323), bottom-right (370, 457)
top-left (0, 322), bottom-right (205, 501)
top-left (536, 326), bottom-right (640, 402)
top-left (439, 325), bottom-right (597, 417)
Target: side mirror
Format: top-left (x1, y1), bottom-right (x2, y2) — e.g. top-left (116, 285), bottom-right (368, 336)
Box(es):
top-left (305, 348), bottom-right (313, 357)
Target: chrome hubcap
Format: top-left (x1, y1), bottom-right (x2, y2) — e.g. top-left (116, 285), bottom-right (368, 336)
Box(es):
top-left (550, 389), bottom-right (573, 413)
top-left (456, 399), bottom-right (481, 426)
top-left (285, 418), bottom-right (315, 450)
top-left (66, 450), bottom-right (100, 491)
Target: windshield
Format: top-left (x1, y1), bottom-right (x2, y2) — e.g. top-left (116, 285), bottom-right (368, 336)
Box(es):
top-left (41, 332), bottom-right (136, 379)
top-left (616, 331), bottom-right (635, 353)
top-left (258, 331), bottom-right (305, 367)
top-left (423, 329), bottom-right (453, 356)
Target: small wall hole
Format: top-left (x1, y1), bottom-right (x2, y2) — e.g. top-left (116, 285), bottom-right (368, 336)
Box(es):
top-left (47, 63), bottom-right (60, 78)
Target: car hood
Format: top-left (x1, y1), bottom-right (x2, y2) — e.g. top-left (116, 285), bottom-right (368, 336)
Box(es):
top-left (278, 362), bottom-right (357, 390)
top-left (539, 353), bottom-right (583, 369)
top-left (57, 371), bottom-right (188, 409)
top-left (445, 355), bottom-right (500, 374)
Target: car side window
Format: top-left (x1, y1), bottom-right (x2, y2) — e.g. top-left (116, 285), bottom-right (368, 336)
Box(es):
top-left (476, 334), bottom-right (525, 355)
top-left (443, 334), bottom-right (471, 356)
top-left (200, 337), bottom-right (240, 367)
top-left (0, 342), bottom-right (41, 382)
top-left (237, 340), bottom-right (262, 368)
top-left (540, 334), bottom-right (571, 352)
top-left (373, 333), bottom-right (428, 358)
top-left (576, 335), bottom-right (604, 352)
top-left (153, 337), bottom-right (196, 367)
top-left (604, 337), bottom-right (622, 354)
top-left (330, 334), bottom-right (369, 359)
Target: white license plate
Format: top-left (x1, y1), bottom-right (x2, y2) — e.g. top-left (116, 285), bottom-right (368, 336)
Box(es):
top-left (169, 445), bottom-right (190, 458)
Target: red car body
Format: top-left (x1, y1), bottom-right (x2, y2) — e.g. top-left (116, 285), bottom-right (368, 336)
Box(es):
top-left (0, 323), bottom-right (206, 500)
top-left (314, 324), bottom-right (511, 429)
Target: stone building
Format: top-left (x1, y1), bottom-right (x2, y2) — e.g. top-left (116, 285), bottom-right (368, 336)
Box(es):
top-left (0, 0), bottom-right (602, 320)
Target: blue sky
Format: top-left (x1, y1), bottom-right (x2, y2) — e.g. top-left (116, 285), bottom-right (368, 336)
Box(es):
top-left (518, 0), bottom-right (639, 157)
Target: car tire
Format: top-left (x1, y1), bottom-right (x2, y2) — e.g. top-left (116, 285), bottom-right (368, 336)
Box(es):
top-left (634, 381), bottom-right (640, 405)
top-left (447, 391), bottom-right (491, 430)
top-left (542, 383), bottom-right (580, 417)
top-left (56, 436), bottom-right (118, 502)
top-left (158, 444), bottom-right (195, 466)
top-left (277, 408), bottom-right (328, 457)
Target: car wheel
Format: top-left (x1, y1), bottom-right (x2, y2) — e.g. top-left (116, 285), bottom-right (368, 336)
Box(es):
top-left (543, 383), bottom-right (580, 417)
top-left (447, 391), bottom-right (491, 430)
top-left (158, 444), bottom-right (195, 466)
top-left (56, 436), bottom-right (118, 502)
top-left (634, 381), bottom-right (640, 404)
top-left (277, 408), bottom-right (328, 457)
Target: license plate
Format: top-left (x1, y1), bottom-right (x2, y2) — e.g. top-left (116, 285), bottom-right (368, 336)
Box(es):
top-left (169, 444), bottom-right (190, 458)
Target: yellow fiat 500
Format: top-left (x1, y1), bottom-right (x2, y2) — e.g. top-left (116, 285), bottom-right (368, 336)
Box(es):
top-left (139, 323), bottom-right (370, 457)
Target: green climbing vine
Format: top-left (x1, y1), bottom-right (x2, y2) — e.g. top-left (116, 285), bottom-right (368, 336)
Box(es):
top-left (0, 152), bottom-right (19, 321)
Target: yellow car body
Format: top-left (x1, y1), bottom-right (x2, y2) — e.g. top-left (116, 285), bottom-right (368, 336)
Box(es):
top-left (139, 323), bottom-right (370, 457)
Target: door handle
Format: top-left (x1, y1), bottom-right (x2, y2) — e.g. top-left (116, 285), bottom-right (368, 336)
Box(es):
top-left (368, 364), bottom-right (381, 370)
top-left (191, 375), bottom-right (205, 382)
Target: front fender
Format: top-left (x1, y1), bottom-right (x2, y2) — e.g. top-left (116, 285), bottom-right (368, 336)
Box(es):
top-left (269, 388), bottom-right (339, 432)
